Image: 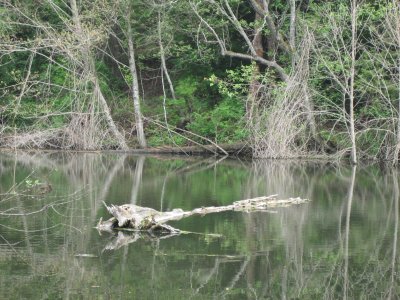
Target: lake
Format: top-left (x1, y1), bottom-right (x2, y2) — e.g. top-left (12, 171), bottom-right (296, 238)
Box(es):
top-left (0, 152), bottom-right (398, 299)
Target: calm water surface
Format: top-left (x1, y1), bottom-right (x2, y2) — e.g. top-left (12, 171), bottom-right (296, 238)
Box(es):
top-left (0, 152), bottom-right (398, 299)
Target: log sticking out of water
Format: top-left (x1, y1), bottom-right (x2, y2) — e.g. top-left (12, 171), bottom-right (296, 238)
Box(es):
top-left (97, 195), bottom-right (309, 233)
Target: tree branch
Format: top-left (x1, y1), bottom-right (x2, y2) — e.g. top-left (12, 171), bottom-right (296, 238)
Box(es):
top-left (224, 50), bottom-right (289, 82)
top-left (248, 0), bottom-right (292, 53)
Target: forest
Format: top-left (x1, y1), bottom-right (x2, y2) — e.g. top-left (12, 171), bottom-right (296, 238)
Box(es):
top-left (0, 0), bottom-right (399, 164)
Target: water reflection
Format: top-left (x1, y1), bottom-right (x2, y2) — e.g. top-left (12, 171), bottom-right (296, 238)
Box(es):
top-left (0, 152), bottom-right (398, 299)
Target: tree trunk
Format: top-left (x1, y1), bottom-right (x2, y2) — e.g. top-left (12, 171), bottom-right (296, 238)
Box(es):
top-left (248, 0), bottom-right (265, 121)
top-left (349, 0), bottom-right (357, 164)
top-left (127, 16), bottom-right (147, 148)
top-left (397, 43), bottom-right (400, 163)
top-left (93, 80), bottom-right (129, 149)
top-left (394, 0), bottom-right (400, 165)
top-left (158, 11), bottom-right (176, 100)
top-left (289, 0), bottom-right (296, 51)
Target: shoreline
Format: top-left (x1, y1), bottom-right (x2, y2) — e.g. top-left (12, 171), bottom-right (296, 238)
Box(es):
top-left (0, 142), bottom-right (252, 157)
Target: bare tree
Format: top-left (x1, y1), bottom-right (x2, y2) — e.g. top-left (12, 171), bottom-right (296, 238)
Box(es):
top-left (126, 8), bottom-right (147, 148)
top-left (253, 30), bottom-right (316, 158)
top-left (156, 2), bottom-right (175, 141)
top-left (386, 1), bottom-right (400, 164)
top-left (312, 2), bottom-right (360, 163)
top-left (70, 0), bottom-right (128, 150)
top-left (352, 0), bottom-right (400, 163)
top-left (0, 0), bottom-right (129, 150)
top-left (396, 1), bottom-right (400, 164)
top-left (157, 6), bottom-right (175, 100)
top-left (348, 0), bottom-right (358, 164)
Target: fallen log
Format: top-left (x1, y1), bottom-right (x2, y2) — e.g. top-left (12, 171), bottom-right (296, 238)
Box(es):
top-left (125, 142), bottom-right (251, 156)
top-left (97, 195), bottom-right (309, 234)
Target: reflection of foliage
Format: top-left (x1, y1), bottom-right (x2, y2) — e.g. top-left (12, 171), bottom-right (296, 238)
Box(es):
top-left (0, 153), bottom-right (399, 299)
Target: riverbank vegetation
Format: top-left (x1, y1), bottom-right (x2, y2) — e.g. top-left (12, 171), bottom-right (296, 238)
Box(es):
top-left (1, 0), bottom-right (399, 163)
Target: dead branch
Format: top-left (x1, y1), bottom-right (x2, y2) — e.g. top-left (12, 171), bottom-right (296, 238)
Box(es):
top-left (97, 194), bottom-right (309, 233)
top-left (145, 117), bottom-right (230, 156)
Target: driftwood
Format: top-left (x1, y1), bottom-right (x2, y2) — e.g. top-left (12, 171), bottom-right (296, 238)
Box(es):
top-left (97, 195), bottom-right (309, 234)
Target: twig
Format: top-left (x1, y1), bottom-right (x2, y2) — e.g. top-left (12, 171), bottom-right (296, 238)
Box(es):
top-left (145, 117), bottom-right (229, 156)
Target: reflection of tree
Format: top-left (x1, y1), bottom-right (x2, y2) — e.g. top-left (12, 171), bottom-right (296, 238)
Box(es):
top-left (130, 156), bottom-right (144, 205)
top-left (0, 152), bottom-right (132, 298)
top-left (388, 170), bottom-right (398, 299)
top-left (343, 166), bottom-right (356, 300)
top-left (241, 161), bottom-right (315, 299)
top-left (0, 153), bottom-right (399, 299)
top-left (206, 161), bottom-right (399, 299)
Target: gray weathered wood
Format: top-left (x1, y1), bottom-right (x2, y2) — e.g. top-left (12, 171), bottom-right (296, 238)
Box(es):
top-left (97, 195), bottom-right (309, 233)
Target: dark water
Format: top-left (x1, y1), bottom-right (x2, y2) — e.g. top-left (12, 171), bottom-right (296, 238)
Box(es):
top-left (0, 152), bottom-right (398, 299)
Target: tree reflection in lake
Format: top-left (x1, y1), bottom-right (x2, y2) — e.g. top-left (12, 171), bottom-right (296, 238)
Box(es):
top-left (0, 152), bottom-right (398, 299)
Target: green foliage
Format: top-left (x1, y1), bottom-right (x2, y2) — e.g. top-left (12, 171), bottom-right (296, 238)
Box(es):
top-left (188, 99), bottom-right (247, 143)
top-left (143, 71), bottom-right (248, 145)
top-left (0, 52), bottom-right (73, 130)
top-left (175, 77), bottom-right (198, 98)
top-left (147, 131), bottom-right (187, 147)
top-left (208, 64), bottom-right (254, 100)
top-left (1, 0), bottom-right (399, 158)
top-left (25, 179), bottom-right (42, 188)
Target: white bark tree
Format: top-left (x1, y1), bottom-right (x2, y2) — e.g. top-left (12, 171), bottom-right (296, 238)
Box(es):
top-left (386, 1), bottom-right (400, 164)
top-left (289, 0), bottom-right (296, 51)
top-left (126, 10), bottom-right (147, 148)
top-left (157, 8), bottom-right (176, 100)
top-left (348, 0), bottom-right (358, 164)
top-left (312, 1), bottom-right (360, 163)
top-left (347, 0), bottom-right (399, 162)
